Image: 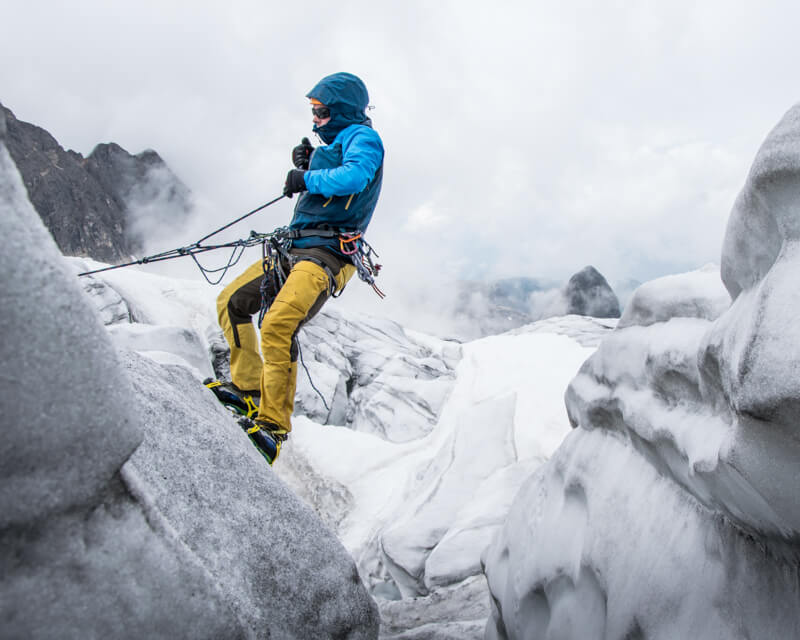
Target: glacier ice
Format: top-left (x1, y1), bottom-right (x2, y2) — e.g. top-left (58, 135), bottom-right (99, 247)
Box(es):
top-left (22, 100), bottom-right (800, 638)
top-left (483, 105), bottom-right (800, 639)
top-left (73, 248), bottom-right (606, 637)
top-left (0, 131), bottom-right (241, 638)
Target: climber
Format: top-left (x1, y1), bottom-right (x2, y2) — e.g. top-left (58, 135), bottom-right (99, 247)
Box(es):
top-left (212, 72), bottom-right (384, 465)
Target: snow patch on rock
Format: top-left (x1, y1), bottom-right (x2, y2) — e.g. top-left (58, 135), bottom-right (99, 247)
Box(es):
top-left (618, 263), bottom-right (730, 328)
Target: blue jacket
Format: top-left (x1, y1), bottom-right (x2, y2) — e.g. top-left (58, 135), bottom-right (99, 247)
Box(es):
top-left (289, 73), bottom-right (384, 254)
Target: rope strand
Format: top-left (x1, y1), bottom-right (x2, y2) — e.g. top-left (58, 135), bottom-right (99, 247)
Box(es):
top-left (296, 336), bottom-right (331, 414)
top-left (194, 195), bottom-right (286, 244)
top-left (77, 195), bottom-right (286, 278)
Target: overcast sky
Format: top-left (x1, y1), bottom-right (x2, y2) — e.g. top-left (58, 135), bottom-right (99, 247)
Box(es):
top-left (2, 1), bottom-right (799, 325)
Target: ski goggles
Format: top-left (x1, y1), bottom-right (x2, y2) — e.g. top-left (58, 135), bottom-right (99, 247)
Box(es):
top-left (311, 105), bottom-right (331, 119)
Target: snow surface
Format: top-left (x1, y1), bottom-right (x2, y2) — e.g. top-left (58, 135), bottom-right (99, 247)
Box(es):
top-left (617, 262), bottom-right (730, 328)
top-left (483, 105), bottom-right (800, 639)
top-left (288, 328), bottom-right (596, 600)
top-left (69, 252), bottom-right (606, 638)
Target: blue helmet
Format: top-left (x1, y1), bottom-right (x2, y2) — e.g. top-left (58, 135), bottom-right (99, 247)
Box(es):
top-left (306, 72), bottom-right (370, 143)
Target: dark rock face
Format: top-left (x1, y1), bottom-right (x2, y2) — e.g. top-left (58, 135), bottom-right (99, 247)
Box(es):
top-left (2, 104), bottom-right (191, 263)
top-left (563, 266), bottom-right (621, 318)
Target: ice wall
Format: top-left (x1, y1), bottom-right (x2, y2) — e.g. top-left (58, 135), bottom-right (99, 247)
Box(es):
top-left (483, 105), bottom-right (800, 639)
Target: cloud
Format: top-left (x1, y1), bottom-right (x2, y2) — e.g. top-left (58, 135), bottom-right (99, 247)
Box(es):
top-left (2, 0), bottom-right (799, 334)
top-left (404, 202), bottom-right (448, 232)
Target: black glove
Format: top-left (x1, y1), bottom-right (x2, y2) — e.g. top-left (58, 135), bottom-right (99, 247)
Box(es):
top-left (283, 169), bottom-right (307, 198)
top-left (292, 137), bottom-right (314, 169)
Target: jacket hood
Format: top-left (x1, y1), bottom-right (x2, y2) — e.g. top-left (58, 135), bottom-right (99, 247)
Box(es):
top-left (307, 72), bottom-right (370, 143)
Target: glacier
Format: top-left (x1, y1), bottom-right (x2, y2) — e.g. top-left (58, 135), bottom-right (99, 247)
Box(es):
top-left (64, 254), bottom-right (606, 637)
top-left (482, 105), bottom-right (800, 638)
top-left (4, 92), bottom-right (800, 639)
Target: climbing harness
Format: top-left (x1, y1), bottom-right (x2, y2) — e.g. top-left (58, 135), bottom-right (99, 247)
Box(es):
top-left (254, 226), bottom-right (384, 303)
top-left (251, 225), bottom-right (384, 412)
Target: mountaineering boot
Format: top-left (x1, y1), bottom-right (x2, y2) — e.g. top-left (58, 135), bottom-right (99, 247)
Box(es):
top-left (237, 417), bottom-right (288, 465)
top-left (204, 378), bottom-right (260, 418)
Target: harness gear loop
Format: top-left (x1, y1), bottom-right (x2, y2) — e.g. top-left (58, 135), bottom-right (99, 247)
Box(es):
top-left (339, 232), bottom-right (363, 255)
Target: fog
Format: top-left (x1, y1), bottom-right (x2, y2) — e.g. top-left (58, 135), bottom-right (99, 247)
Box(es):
top-left (3, 0), bottom-right (799, 333)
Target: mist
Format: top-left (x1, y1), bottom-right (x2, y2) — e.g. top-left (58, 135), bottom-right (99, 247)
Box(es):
top-left (7, 1), bottom-right (797, 336)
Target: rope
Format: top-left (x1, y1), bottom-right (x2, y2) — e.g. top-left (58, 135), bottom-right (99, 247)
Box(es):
top-left (296, 335), bottom-right (331, 414)
top-left (77, 194), bottom-right (286, 278)
top-left (72, 191), bottom-right (385, 422)
top-left (194, 195), bottom-right (286, 244)
top-left (189, 243), bottom-right (248, 285)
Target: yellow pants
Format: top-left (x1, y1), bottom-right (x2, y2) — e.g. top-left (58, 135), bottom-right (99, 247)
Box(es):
top-left (216, 256), bottom-right (354, 432)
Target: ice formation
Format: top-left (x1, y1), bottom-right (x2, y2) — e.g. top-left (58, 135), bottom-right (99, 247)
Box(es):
top-left (64, 254), bottom-right (607, 638)
top-left (483, 105), bottom-right (800, 638)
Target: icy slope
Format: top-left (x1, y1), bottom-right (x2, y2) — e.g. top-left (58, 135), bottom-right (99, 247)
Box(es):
top-left (75, 259), bottom-right (605, 593)
top-left (483, 105), bottom-right (800, 639)
top-left (284, 322), bottom-right (601, 596)
top-left (120, 350), bottom-right (378, 638)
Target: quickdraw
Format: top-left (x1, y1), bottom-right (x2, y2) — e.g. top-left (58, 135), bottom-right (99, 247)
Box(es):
top-left (257, 235), bottom-right (289, 328)
top-left (339, 232), bottom-right (384, 298)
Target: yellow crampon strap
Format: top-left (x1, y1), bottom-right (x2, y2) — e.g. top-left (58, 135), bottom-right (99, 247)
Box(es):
top-left (204, 379), bottom-right (259, 418)
top-left (242, 396), bottom-right (259, 419)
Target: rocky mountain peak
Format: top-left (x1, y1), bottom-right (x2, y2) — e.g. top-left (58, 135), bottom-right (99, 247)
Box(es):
top-left (2, 104), bottom-right (192, 264)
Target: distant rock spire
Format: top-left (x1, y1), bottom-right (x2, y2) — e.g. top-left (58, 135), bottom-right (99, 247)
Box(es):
top-left (563, 265), bottom-right (621, 318)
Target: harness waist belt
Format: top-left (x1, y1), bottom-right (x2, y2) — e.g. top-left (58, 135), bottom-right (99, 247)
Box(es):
top-left (284, 227), bottom-right (340, 239)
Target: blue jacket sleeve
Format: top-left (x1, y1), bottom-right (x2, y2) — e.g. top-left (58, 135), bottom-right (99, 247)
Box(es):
top-left (304, 128), bottom-right (384, 198)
